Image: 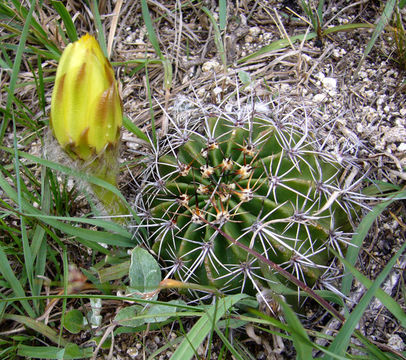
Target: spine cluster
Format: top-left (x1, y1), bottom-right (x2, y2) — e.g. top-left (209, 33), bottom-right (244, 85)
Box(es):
top-left (136, 99), bottom-right (359, 296)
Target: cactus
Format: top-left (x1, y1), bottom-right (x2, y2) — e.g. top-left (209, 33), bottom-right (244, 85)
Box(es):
top-left (138, 100), bottom-right (358, 295)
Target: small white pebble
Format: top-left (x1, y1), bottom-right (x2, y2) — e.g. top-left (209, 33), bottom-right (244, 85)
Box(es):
top-left (127, 347), bottom-right (139, 358)
top-left (213, 86), bottom-right (223, 96)
top-left (321, 77), bottom-right (337, 91)
top-left (356, 123), bottom-right (364, 133)
top-left (202, 60), bottom-right (221, 72)
top-left (249, 26), bottom-right (261, 36)
top-left (397, 143), bottom-right (406, 152)
top-left (313, 93), bottom-right (327, 103)
top-left (388, 334), bottom-right (405, 352)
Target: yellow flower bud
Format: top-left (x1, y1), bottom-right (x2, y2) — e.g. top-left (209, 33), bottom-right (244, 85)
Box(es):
top-left (50, 34), bottom-right (122, 161)
top-left (50, 34), bottom-right (127, 220)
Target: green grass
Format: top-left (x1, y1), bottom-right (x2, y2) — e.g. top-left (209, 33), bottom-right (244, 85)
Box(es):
top-left (0, 1), bottom-right (405, 359)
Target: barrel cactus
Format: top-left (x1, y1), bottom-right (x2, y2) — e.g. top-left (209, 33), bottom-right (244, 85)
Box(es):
top-left (137, 100), bottom-right (358, 295)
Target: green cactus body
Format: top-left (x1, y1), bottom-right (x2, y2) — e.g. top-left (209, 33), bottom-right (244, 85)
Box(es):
top-left (142, 113), bottom-right (354, 294)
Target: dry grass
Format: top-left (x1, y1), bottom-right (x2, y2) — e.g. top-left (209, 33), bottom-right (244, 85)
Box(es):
top-left (0, 1), bottom-right (405, 359)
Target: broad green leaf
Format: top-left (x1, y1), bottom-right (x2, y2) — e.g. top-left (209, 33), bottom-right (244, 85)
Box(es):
top-left (64, 310), bottom-right (84, 334)
top-left (114, 300), bottom-right (183, 327)
top-left (129, 247), bottom-right (161, 294)
top-left (114, 305), bottom-right (144, 327)
top-left (143, 300), bottom-right (184, 323)
top-left (238, 70), bottom-right (252, 85)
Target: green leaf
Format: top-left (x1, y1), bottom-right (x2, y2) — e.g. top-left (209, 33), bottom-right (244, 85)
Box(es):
top-left (98, 260), bottom-right (130, 283)
top-left (143, 300), bottom-right (183, 323)
top-left (114, 305), bottom-right (145, 327)
top-left (219, 0), bottom-right (227, 31)
top-left (91, 0), bottom-right (107, 58)
top-left (141, 0), bottom-right (162, 58)
top-left (64, 310), bottom-right (84, 334)
top-left (202, 7), bottom-right (226, 67)
top-left (0, 0), bottom-right (36, 141)
top-left (123, 116), bottom-right (150, 143)
top-left (325, 242), bottom-right (406, 359)
top-left (4, 314), bottom-right (69, 346)
top-left (0, 245), bottom-right (35, 317)
top-left (50, 1), bottom-right (78, 42)
top-left (276, 296), bottom-right (314, 360)
top-left (336, 251), bottom-right (406, 328)
top-left (171, 294), bottom-right (247, 360)
top-left (128, 247), bottom-right (161, 294)
top-left (238, 70), bottom-right (251, 85)
top-left (342, 190), bottom-right (406, 295)
top-left (114, 300), bottom-right (183, 327)
top-left (238, 32), bottom-right (317, 64)
top-left (17, 343), bottom-right (92, 359)
top-left (355, 0), bottom-right (397, 75)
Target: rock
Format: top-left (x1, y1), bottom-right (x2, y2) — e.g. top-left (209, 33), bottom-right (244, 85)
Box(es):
top-left (202, 60), bottom-right (221, 72)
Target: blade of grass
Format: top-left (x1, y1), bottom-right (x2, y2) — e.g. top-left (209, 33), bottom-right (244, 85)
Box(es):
top-left (50, 1), bottom-right (78, 42)
top-left (355, 0), bottom-right (397, 76)
top-left (219, 0), bottom-right (227, 31)
top-left (140, 0), bottom-right (172, 132)
top-left (171, 294), bottom-right (247, 360)
top-left (0, 146), bottom-right (139, 221)
top-left (276, 296), bottom-right (314, 360)
top-left (141, 0), bottom-right (162, 58)
top-left (316, 0), bottom-right (325, 27)
top-left (145, 65), bottom-right (157, 145)
top-left (12, 111), bottom-right (36, 316)
top-left (342, 190), bottom-right (406, 296)
top-left (238, 23), bottom-right (372, 64)
top-left (0, 0), bottom-right (36, 141)
top-left (91, 0), bottom-right (107, 57)
top-left (214, 324), bottom-right (244, 360)
top-left (0, 170), bottom-right (135, 248)
top-left (202, 7), bottom-right (227, 68)
top-left (17, 343), bottom-right (93, 359)
top-left (2, 0), bottom-right (61, 58)
top-left (0, 245), bottom-right (35, 318)
top-left (123, 116), bottom-right (150, 143)
top-left (59, 249), bottom-right (69, 346)
top-left (336, 250), bottom-right (406, 328)
top-left (353, 332), bottom-right (401, 360)
top-left (324, 242), bottom-right (406, 359)
top-left (4, 314), bottom-right (69, 346)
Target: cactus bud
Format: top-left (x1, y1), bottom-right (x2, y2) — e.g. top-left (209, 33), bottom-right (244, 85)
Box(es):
top-left (50, 34), bottom-right (126, 219)
top-left (50, 33), bottom-right (122, 160)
